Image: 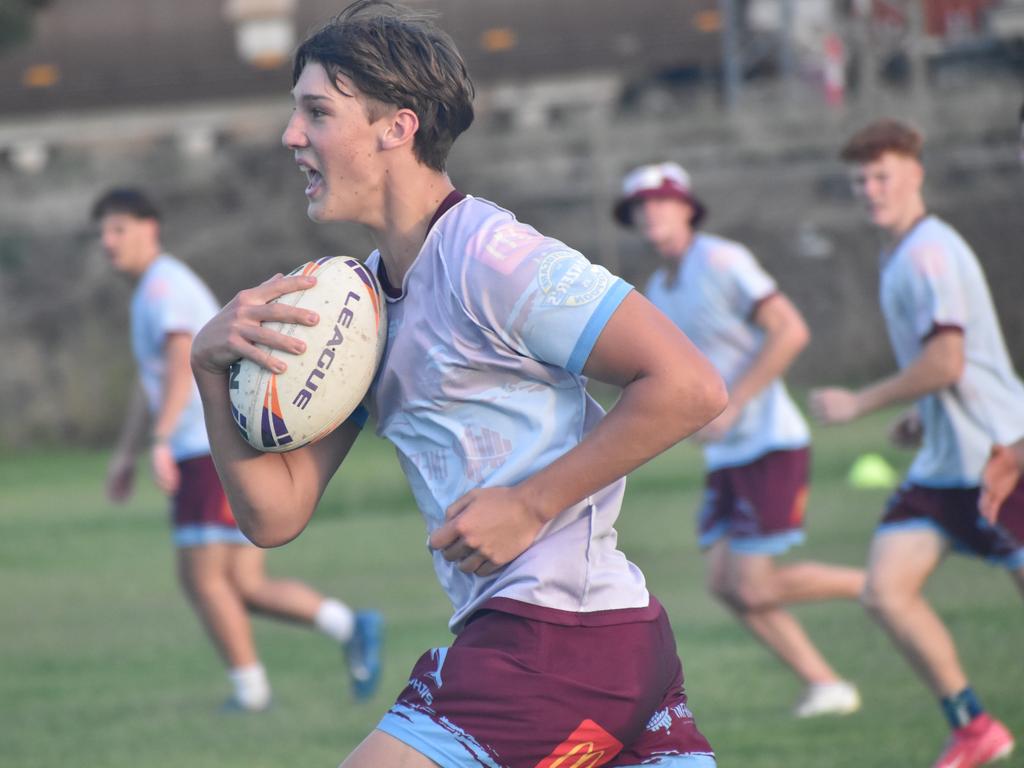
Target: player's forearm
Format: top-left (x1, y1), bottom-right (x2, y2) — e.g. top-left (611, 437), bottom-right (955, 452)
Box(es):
top-left (193, 367), bottom-right (319, 545)
top-left (152, 362), bottom-right (194, 444)
top-left (730, 319), bottom-right (808, 410)
top-left (518, 367), bottom-right (727, 522)
top-left (1013, 439), bottom-right (1024, 471)
top-left (855, 335), bottom-right (963, 416)
top-left (114, 384), bottom-right (151, 458)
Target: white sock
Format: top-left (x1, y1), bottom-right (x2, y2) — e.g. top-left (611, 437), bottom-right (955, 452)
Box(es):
top-left (229, 663), bottom-right (271, 709)
top-left (314, 598), bottom-right (355, 643)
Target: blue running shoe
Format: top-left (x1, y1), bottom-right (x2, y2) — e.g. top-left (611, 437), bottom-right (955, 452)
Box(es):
top-left (345, 610), bottom-right (383, 701)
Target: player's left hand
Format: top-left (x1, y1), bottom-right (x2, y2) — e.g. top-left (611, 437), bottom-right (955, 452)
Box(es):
top-left (810, 387), bottom-right (861, 425)
top-left (979, 444), bottom-right (1020, 524)
top-left (151, 442), bottom-right (181, 496)
top-left (429, 487), bottom-right (547, 576)
top-left (694, 401), bottom-right (740, 443)
top-left (106, 453), bottom-right (136, 503)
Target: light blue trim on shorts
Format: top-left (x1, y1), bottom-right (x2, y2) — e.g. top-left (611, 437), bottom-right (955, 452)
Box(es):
top-left (877, 519), bottom-right (1024, 571)
top-left (377, 704), bottom-right (502, 768)
top-left (378, 708), bottom-right (716, 768)
top-left (730, 529), bottom-right (806, 556)
top-left (619, 752), bottom-right (717, 767)
top-left (698, 522), bottom-right (806, 557)
top-left (876, 517), bottom-right (948, 540)
top-left (998, 548), bottom-right (1024, 570)
top-left (566, 280), bottom-right (633, 375)
top-left (697, 520), bottom-right (729, 551)
top-left (173, 525), bottom-right (252, 548)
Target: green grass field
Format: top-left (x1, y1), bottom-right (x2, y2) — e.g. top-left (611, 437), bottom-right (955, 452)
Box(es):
top-left (2, 410), bottom-right (1022, 768)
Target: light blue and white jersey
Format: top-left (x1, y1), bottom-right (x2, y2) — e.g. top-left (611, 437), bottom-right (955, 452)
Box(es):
top-left (131, 255), bottom-right (219, 461)
top-left (880, 216), bottom-right (1024, 487)
top-left (644, 232), bottom-right (809, 471)
top-left (365, 195), bottom-right (648, 632)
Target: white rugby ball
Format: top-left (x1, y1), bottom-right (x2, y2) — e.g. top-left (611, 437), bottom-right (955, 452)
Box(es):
top-left (228, 256), bottom-right (387, 452)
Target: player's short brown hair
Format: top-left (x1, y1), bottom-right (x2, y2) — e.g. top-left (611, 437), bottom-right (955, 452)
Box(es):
top-left (840, 119), bottom-right (923, 163)
top-left (91, 187), bottom-right (161, 222)
top-left (293, 0), bottom-right (474, 172)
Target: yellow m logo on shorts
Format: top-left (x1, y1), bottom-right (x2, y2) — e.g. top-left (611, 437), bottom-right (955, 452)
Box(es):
top-left (535, 719), bottom-right (624, 768)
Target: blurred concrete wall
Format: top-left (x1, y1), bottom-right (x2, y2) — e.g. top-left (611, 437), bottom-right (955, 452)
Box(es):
top-left (0, 80), bottom-right (1021, 448)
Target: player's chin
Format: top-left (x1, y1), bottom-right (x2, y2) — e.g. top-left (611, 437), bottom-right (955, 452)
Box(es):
top-left (305, 201), bottom-right (329, 223)
top-left (868, 208), bottom-right (889, 227)
top-left (305, 199), bottom-right (346, 224)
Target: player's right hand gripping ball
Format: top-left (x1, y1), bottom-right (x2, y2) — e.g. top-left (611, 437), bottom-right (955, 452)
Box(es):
top-left (228, 256), bottom-right (387, 452)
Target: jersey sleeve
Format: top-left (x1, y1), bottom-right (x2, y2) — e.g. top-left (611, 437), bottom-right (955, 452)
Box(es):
top-left (455, 220), bottom-right (632, 375)
top-left (145, 268), bottom-right (212, 339)
top-left (709, 243), bottom-right (777, 320)
top-left (904, 240), bottom-right (967, 341)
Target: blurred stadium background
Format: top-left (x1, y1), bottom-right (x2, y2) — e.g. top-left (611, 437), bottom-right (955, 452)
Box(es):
top-left (1, 3), bottom-right (1024, 767)
top-left (0, 0), bottom-right (1022, 449)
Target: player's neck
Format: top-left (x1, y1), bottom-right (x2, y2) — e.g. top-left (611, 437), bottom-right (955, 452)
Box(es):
top-left (668, 228), bottom-right (695, 265)
top-left (370, 168), bottom-right (454, 286)
top-left (883, 200), bottom-right (927, 243)
top-left (660, 230), bottom-right (694, 288)
top-left (125, 246), bottom-right (162, 281)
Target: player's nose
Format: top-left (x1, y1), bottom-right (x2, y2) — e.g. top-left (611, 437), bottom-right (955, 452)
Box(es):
top-left (281, 114), bottom-right (307, 149)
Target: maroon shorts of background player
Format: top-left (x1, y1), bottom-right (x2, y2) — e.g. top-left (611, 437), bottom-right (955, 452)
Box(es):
top-left (698, 447), bottom-right (809, 552)
top-left (880, 480), bottom-right (1024, 565)
top-left (379, 597), bottom-right (715, 767)
top-left (172, 454), bottom-right (239, 530)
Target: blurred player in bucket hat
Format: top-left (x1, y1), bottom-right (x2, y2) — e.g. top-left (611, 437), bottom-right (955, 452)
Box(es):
top-left (614, 162), bottom-right (706, 228)
top-left (617, 161), bottom-right (865, 719)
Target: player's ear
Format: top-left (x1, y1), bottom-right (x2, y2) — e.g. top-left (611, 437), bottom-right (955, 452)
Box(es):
top-left (908, 157), bottom-right (925, 188)
top-left (380, 107), bottom-right (419, 152)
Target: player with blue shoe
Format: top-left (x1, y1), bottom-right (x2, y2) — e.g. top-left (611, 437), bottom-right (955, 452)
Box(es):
top-left (94, 187), bottom-right (380, 712)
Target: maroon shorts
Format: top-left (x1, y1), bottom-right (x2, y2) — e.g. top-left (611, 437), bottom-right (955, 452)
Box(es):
top-left (697, 448), bottom-right (809, 555)
top-left (378, 598), bottom-right (715, 767)
top-left (879, 481), bottom-right (1024, 567)
top-left (171, 455), bottom-right (250, 548)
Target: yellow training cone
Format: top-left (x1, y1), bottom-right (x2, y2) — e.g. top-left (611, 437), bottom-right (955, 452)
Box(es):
top-left (847, 453), bottom-right (899, 490)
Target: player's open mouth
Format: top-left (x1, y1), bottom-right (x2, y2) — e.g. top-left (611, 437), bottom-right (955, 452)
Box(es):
top-left (304, 168), bottom-right (324, 198)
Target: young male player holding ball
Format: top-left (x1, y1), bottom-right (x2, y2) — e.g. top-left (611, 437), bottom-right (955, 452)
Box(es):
top-left (190, 2), bottom-right (729, 765)
top-left (811, 119), bottom-right (1024, 768)
top-left (95, 187), bottom-right (380, 712)
top-left (614, 162), bottom-right (865, 718)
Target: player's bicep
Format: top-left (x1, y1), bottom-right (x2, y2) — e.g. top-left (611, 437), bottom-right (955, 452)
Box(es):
top-left (582, 290), bottom-right (715, 388)
top-left (919, 327), bottom-right (965, 383)
top-left (280, 417), bottom-right (363, 511)
top-left (162, 331), bottom-right (193, 369)
top-left (161, 333), bottom-right (196, 401)
top-left (752, 292), bottom-right (809, 342)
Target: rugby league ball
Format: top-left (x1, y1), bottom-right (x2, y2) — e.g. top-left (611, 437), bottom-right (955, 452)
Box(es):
top-left (228, 256), bottom-right (387, 452)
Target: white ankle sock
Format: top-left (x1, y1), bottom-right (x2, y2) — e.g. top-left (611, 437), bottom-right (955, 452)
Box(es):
top-left (314, 598), bottom-right (355, 643)
top-left (229, 663), bottom-right (270, 709)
